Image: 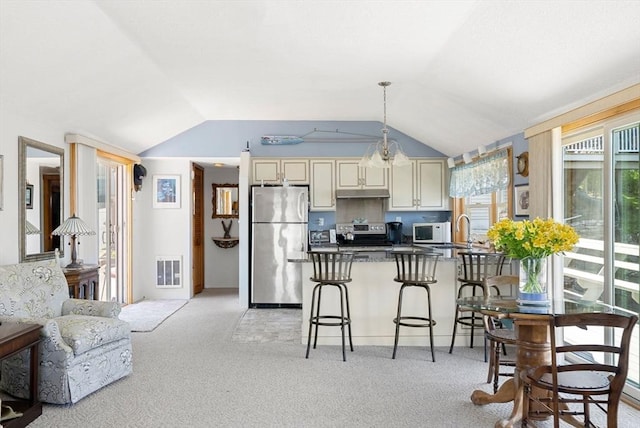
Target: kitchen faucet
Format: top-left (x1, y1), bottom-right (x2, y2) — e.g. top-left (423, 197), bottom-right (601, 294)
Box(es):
top-left (456, 214), bottom-right (473, 248)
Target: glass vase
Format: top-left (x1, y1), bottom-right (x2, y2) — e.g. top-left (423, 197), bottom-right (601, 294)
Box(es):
top-left (518, 257), bottom-right (549, 306)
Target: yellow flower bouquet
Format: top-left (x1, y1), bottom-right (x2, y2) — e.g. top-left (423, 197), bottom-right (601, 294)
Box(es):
top-left (487, 218), bottom-right (579, 294)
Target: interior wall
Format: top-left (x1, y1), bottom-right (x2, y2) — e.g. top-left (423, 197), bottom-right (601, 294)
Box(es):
top-left (132, 158), bottom-right (192, 301)
top-left (205, 166), bottom-right (239, 288)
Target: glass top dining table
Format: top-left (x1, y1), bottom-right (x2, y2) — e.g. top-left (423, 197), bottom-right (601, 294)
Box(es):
top-left (457, 295), bottom-right (626, 428)
top-left (458, 295), bottom-right (627, 317)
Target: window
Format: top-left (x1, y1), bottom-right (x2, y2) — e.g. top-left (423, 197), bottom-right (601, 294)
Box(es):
top-left (463, 189), bottom-right (509, 241)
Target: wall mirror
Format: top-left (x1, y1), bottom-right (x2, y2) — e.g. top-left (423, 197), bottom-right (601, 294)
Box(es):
top-left (212, 183), bottom-right (238, 218)
top-left (19, 136), bottom-right (64, 262)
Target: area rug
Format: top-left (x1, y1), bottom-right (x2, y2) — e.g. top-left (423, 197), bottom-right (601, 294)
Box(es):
top-left (231, 308), bottom-right (302, 343)
top-left (119, 299), bottom-right (188, 332)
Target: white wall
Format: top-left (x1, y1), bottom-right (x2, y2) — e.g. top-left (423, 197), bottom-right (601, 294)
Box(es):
top-left (0, 110), bottom-right (70, 265)
top-left (204, 166), bottom-right (239, 288)
top-left (132, 158), bottom-right (193, 301)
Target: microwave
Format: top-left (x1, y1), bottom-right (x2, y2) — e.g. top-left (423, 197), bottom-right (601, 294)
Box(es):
top-left (412, 222), bottom-right (451, 244)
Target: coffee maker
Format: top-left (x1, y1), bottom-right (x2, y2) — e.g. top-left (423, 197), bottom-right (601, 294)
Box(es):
top-left (386, 221), bottom-right (403, 245)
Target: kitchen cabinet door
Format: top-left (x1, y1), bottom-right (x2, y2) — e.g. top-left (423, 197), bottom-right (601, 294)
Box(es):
top-left (335, 160), bottom-right (388, 189)
top-left (310, 160), bottom-right (335, 211)
top-left (252, 159), bottom-right (309, 184)
top-left (389, 159), bottom-right (448, 211)
top-left (389, 161), bottom-right (417, 210)
top-left (253, 159), bottom-right (280, 184)
top-left (281, 159), bottom-right (309, 184)
top-left (416, 160), bottom-right (448, 210)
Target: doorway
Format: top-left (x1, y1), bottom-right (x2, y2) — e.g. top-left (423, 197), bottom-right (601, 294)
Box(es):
top-left (192, 163), bottom-right (205, 294)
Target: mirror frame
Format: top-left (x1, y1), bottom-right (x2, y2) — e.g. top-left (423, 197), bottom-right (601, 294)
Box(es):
top-left (19, 136), bottom-right (64, 262)
top-left (212, 183), bottom-right (239, 219)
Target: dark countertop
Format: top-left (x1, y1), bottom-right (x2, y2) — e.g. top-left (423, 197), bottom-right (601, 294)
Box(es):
top-left (292, 244), bottom-right (499, 262)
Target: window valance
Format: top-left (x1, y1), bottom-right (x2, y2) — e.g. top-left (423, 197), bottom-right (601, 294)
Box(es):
top-left (449, 150), bottom-right (509, 198)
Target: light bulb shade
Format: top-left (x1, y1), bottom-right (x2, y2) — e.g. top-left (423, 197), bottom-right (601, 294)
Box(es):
top-left (478, 145), bottom-right (487, 156)
top-left (51, 214), bottom-right (96, 236)
top-left (369, 150), bottom-right (387, 168)
top-left (463, 152), bottom-right (473, 164)
top-left (447, 157), bottom-right (456, 168)
top-left (392, 150), bottom-right (411, 167)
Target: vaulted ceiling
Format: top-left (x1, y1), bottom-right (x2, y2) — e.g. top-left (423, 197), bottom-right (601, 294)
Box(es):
top-left (1, 1), bottom-right (639, 157)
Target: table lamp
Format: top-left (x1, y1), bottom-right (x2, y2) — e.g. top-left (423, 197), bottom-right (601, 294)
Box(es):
top-left (51, 214), bottom-right (96, 269)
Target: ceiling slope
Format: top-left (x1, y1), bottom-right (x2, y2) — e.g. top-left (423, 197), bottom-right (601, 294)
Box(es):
top-left (1, 1), bottom-right (639, 156)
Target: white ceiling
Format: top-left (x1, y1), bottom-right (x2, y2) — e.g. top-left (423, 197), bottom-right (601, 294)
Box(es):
top-left (1, 1), bottom-right (639, 157)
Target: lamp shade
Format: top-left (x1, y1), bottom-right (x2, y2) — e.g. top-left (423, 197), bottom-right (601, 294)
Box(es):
top-left (25, 220), bottom-right (41, 235)
top-left (51, 214), bottom-right (95, 236)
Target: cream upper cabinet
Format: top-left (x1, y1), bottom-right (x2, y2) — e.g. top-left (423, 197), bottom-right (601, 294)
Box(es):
top-left (389, 159), bottom-right (449, 211)
top-left (309, 160), bottom-right (335, 211)
top-left (335, 159), bottom-right (388, 189)
top-left (252, 159), bottom-right (309, 184)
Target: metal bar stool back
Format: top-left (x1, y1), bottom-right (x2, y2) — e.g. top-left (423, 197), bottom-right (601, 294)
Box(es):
top-left (391, 250), bottom-right (440, 361)
top-left (449, 251), bottom-right (507, 353)
top-left (306, 251), bottom-right (355, 361)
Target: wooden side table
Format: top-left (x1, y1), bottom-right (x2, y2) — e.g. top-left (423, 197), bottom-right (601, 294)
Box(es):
top-left (0, 323), bottom-right (42, 428)
top-left (63, 265), bottom-right (100, 300)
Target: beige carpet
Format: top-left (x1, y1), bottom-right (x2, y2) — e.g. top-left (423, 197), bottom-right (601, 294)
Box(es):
top-left (119, 299), bottom-right (188, 332)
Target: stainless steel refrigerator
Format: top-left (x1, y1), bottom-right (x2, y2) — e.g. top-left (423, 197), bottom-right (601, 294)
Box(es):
top-left (250, 185), bottom-right (309, 306)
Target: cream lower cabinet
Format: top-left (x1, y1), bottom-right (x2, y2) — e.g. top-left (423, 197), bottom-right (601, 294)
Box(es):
top-left (309, 160), bottom-right (335, 211)
top-left (335, 159), bottom-right (387, 189)
top-left (252, 159), bottom-right (309, 184)
top-left (389, 159), bottom-right (448, 210)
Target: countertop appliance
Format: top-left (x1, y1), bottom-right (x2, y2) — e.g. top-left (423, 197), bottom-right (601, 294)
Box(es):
top-left (412, 221), bottom-right (451, 244)
top-left (336, 222), bottom-right (389, 246)
top-left (250, 185), bottom-right (308, 307)
top-left (386, 221), bottom-right (403, 245)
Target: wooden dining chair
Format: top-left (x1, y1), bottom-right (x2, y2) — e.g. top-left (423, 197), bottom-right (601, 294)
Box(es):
top-left (521, 312), bottom-right (638, 428)
top-left (483, 275), bottom-right (519, 393)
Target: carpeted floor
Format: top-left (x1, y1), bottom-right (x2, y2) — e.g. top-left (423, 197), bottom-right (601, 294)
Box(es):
top-left (119, 299), bottom-right (188, 332)
top-left (27, 289), bottom-right (639, 428)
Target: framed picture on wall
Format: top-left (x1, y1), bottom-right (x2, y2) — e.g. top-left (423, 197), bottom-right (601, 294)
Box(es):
top-left (514, 184), bottom-right (530, 216)
top-left (153, 175), bottom-right (181, 209)
top-left (26, 183), bottom-right (34, 209)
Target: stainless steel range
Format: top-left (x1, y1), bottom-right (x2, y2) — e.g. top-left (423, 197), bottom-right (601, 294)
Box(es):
top-left (335, 222), bottom-right (389, 246)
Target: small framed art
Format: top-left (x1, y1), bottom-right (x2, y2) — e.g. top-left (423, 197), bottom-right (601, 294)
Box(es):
top-left (153, 175), bottom-right (181, 209)
top-left (514, 184), bottom-right (530, 216)
top-left (26, 183), bottom-right (34, 209)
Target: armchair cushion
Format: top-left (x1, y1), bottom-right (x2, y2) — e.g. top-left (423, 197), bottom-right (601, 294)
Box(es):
top-left (56, 315), bottom-right (131, 355)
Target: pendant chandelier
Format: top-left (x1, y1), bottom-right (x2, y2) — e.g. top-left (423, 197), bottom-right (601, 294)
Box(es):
top-left (359, 81), bottom-right (410, 169)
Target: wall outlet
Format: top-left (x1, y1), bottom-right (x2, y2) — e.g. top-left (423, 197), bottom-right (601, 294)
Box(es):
top-left (395, 216), bottom-right (402, 222)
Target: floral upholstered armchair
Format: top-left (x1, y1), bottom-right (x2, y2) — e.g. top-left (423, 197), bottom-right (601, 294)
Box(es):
top-left (0, 258), bottom-right (132, 404)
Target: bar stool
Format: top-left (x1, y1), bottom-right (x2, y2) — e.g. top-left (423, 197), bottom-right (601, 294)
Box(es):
top-left (449, 251), bottom-right (507, 354)
top-left (391, 250), bottom-right (440, 362)
top-left (305, 251), bottom-right (355, 362)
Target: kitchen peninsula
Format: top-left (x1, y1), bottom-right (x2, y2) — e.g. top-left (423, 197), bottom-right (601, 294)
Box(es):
top-left (291, 246), bottom-right (512, 348)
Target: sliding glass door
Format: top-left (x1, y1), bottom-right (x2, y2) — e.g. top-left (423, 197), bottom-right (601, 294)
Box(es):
top-left (562, 114), bottom-right (639, 396)
top-left (97, 158), bottom-right (128, 303)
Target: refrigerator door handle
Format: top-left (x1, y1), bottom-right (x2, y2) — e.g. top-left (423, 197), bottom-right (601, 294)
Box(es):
top-left (297, 191), bottom-right (305, 221)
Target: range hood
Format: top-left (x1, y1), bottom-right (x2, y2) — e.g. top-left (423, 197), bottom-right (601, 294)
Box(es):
top-left (335, 189), bottom-right (390, 199)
